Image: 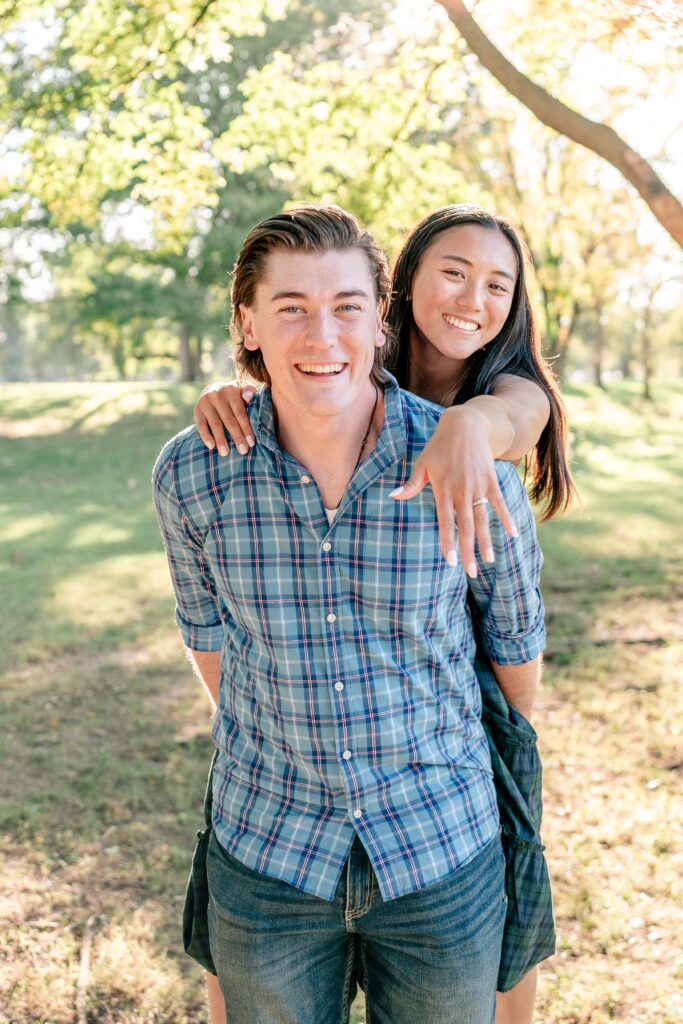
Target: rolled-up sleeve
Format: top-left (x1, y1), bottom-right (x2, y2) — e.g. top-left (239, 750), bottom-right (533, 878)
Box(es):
top-left (467, 461), bottom-right (546, 665)
top-left (152, 440), bottom-right (224, 652)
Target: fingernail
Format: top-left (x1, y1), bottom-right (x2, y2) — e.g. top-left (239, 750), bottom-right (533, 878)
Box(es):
top-left (389, 486), bottom-right (404, 498)
top-left (467, 562), bottom-right (478, 579)
top-left (485, 546), bottom-right (494, 563)
top-left (246, 435), bottom-right (255, 448)
top-left (510, 526), bottom-right (519, 537)
top-left (242, 390), bottom-right (254, 403)
top-left (206, 439), bottom-right (215, 450)
top-left (218, 445), bottom-right (229, 457)
top-left (237, 444), bottom-right (248, 456)
top-left (446, 549), bottom-right (458, 567)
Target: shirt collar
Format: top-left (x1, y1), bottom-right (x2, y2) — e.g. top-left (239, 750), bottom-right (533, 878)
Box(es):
top-left (252, 373), bottom-right (408, 467)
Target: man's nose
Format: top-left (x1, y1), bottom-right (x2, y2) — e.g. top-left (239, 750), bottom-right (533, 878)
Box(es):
top-left (306, 310), bottom-right (339, 346)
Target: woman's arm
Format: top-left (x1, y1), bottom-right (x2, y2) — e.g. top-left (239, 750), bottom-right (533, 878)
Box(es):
top-left (392, 377), bottom-right (550, 577)
top-left (468, 374), bottom-right (550, 462)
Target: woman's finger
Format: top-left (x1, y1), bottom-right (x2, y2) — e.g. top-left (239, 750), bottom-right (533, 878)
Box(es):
top-left (487, 480), bottom-right (518, 539)
top-left (456, 505), bottom-right (479, 581)
top-left (390, 462), bottom-right (428, 500)
top-left (223, 389), bottom-right (256, 448)
top-left (204, 413), bottom-right (231, 456)
top-left (194, 409), bottom-right (217, 451)
top-left (472, 499), bottom-right (494, 565)
top-left (432, 488), bottom-right (458, 567)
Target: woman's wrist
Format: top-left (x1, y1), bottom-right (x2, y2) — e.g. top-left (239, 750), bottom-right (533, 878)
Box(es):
top-left (449, 397), bottom-right (515, 458)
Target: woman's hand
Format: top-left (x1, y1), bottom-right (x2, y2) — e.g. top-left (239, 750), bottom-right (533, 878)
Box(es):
top-left (390, 405), bottom-right (518, 577)
top-left (194, 381), bottom-right (258, 456)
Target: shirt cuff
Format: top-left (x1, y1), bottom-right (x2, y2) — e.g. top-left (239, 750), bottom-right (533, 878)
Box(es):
top-left (481, 618), bottom-right (547, 666)
top-left (175, 610), bottom-right (224, 651)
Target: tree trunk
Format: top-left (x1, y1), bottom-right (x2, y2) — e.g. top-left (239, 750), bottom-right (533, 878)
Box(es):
top-left (437, 0), bottom-right (683, 248)
top-left (1, 302), bottom-right (25, 381)
top-left (179, 324), bottom-right (196, 382)
top-left (593, 302), bottom-right (606, 390)
top-left (640, 301), bottom-right (655, 402)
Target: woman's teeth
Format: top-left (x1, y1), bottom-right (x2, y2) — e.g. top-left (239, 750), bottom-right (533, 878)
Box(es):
top-left (443, 315), bottom-right (479, 332)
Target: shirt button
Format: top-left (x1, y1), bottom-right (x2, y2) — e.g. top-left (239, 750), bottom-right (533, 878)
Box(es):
top-left (353, 808), bottom-right (363, 819)
top-left (301, 474), bottom-right (311, 483)
top-left (342, 749), bottom-right (352, 760)
top-left (322, 541), bottom-right (332, 552)
top-left (334, 681), bottom-right (344, 692)
top-left (326, 613), bottom-right (337, 623)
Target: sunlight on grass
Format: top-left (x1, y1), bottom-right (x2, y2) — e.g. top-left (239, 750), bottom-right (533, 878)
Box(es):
top-left (1, 380), bottom-right (682, 1024)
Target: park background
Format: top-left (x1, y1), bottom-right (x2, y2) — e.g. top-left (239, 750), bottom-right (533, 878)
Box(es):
top-left (1, 1), bottom-right (682, 1022)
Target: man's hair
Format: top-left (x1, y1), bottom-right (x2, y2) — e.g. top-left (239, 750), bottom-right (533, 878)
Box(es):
top-left (230, 204), bottom-right (390, 385)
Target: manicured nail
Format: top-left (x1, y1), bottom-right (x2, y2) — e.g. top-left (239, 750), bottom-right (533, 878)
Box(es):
top-left (237, 444), bottom-right (248, 455)
top-left (446, 549), bottom-right (458, 567)
top-left (206, 439), bottom-right (215, 450)
top-left (246, 435), bottom-right (255, 448)
top-left (485, 546), bottom-right (494, 563)
top-left (510, 526), bottom-right (519, 537)
top-left (218, 445), bottom-right (229, 457)
top-left (389, 486), bottom-right (404, 498)
top-left (466, 561), bottom-right (478, 579)
top-left (242, 390), bottom-right (255, 402)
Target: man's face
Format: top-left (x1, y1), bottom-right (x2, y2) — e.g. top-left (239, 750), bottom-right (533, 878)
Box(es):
top-left (240, 247), bottom-right (385, 423)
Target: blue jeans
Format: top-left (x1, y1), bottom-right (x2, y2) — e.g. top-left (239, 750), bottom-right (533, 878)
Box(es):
top-left (207, 831), bottom-right (506, 1024)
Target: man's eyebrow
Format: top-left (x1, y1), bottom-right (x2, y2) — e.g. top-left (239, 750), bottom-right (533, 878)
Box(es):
top-left (269, 289), bottom-right (372, 300)
top-left (441, 255), bottom-right (516, 282)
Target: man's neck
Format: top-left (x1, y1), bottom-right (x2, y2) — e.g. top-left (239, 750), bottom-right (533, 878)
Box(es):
top-left (271, 386), bottom-right (383, 508)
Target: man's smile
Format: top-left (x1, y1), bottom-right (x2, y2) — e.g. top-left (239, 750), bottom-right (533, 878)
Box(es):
top-left (296, 362), bottom-right (347, 375)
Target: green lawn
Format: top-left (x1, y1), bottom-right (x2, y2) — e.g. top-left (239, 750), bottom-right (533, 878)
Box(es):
top-left (1, 380), bottom-right (681, 1024)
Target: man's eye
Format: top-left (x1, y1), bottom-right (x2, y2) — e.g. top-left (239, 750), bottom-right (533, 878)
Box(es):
top-left (281, 306), bottom-right (303, 313)
top-left (338, 304), bottom-right (361, 312)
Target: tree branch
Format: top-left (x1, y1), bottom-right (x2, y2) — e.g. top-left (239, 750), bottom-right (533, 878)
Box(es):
top-left (437, 0), bottom-right (683, 248)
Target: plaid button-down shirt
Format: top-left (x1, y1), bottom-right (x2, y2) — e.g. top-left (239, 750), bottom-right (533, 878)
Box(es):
top-left (153, 377), bottom-right (545, 901)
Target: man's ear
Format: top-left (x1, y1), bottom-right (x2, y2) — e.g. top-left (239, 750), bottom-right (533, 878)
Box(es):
top-left (375, 308), bottom-right (386, 350)
top-left (240, 304), bottom-right (260, 351)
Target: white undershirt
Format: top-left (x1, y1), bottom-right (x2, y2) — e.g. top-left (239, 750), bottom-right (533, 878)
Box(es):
top-left (324, 507), bottom-right (338, 526)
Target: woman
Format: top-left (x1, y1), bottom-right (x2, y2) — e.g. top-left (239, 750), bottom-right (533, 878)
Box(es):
top-left (190, 204), bottom-right (573, 1024)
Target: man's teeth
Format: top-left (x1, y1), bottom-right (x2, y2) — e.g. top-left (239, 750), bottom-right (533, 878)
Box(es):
top-left (443, 315), bottom-right (479, 332)
top-left (299, 363), bottom-right (344, 374)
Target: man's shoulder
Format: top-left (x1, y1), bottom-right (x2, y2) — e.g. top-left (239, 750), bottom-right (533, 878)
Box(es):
top-left (394, 386), bottom-right (442, 446)
top-left (152, 425), bottom-right (242, 525)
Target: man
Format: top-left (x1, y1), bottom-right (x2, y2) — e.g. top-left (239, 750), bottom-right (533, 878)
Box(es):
top-left (153, 205), bottom-right (545, 1024)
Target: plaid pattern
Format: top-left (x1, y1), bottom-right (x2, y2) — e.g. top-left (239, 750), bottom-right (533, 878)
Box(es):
top-left (182, 750), bottom-right (217, 974)
top-left (476, 650), bottom-right (556, 990)
top-left (154, 376), bottom-right (545, 902)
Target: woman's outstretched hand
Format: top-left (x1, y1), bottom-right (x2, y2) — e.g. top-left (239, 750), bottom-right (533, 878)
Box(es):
top-left (390, 405), bottom-right (518, 578)
top-left (194, 381), bottom-right (257, 456)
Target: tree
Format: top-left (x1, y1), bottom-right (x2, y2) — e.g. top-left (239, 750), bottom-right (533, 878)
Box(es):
top-left (436, 0), bottom-right (683, 247)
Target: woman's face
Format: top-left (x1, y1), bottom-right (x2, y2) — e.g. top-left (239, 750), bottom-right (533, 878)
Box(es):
top-left (409, 223), bottom-right (518, 369)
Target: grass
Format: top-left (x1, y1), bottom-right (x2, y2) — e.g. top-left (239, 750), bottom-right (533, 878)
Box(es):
top-left (1, 379), bottom-right (682, 1024)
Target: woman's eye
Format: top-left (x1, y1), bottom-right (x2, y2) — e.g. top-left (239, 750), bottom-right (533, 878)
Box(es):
top-left (444, 269), bottom-right (464, 279)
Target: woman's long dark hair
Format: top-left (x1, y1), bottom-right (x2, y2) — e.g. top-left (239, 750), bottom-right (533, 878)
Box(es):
top-left (384, 204), bottom-right (574, 520)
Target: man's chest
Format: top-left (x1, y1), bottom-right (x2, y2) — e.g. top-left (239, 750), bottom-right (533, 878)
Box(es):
top-left (202, 483), bottom-right (467, 637)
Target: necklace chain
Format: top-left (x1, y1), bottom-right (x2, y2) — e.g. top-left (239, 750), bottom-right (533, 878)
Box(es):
top-left (353, 385), bottom-right (379, 472)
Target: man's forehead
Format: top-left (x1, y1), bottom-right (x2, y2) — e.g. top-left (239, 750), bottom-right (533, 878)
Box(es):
top-left (256, 247), bottom-right (375, 299)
